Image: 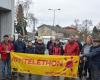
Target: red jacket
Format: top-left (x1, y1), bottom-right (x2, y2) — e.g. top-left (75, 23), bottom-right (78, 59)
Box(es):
top-left (64, 42), bottom-right (80, 56)
top-left (52, 47), bottom-right (62, 55)
top-left (0, 41), bottom-right (14, 61)
top-left (52, 45), bottom-right (64, 55)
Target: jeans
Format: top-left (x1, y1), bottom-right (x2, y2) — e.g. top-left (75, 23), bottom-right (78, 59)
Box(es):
top-left (2, 59), bottom-right (11, 79)
top-left (91, 64), bottom-right (100, 80)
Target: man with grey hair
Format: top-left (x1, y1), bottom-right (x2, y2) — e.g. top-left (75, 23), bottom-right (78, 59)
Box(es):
top-left (74, 35), bottom-right (82, 51)
top-left (64, 36), bottom-right (80, 80)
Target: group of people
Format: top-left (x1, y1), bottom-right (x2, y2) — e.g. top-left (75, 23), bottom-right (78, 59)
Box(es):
top-left (47, 36), bottom-right (81, 80)
top-left (47, 35), bottom-right (100, 80)
top-left (47, 36), bottom-right (81, 56)
top-left (0, 34), bottom-right (100, 80)
top-left (0, 35), bottom-right (46, 80)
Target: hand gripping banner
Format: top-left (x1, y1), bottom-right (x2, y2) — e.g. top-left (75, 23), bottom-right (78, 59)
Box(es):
top-left (11, 52), bottom-right (79, 78)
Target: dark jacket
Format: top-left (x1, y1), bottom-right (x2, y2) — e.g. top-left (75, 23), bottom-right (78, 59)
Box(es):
top-left (14, 40), bottom-right (26, 53)
top-left (48, 42), bottom-right (54, 55)
top-left (77, 41), bottom-right (82, 51)
top-left (86, 45), bottom-right (100, 80)
top-left (87, 45), bottom-right (100, 62)
top-left (35, 43), bottom-right (45, 54)
top-left (47, 40), bottom-right (52, 50)
top-left (25, 46), bottom-right (35, 54)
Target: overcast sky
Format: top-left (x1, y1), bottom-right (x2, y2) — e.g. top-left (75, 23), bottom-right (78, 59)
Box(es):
top-left (16, 0), bottom-right (100, 31)
top-left (29, 0), bottom-right (100, 27)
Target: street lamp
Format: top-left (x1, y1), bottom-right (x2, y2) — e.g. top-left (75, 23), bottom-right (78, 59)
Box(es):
top-left (48, 8), bottom-right (61, 27)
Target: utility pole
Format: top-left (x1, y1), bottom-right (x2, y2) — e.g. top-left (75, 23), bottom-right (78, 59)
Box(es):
top-left (48, 8), bottom-right (61, 27)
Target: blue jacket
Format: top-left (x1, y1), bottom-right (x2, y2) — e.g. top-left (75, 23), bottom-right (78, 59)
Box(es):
top-left (87, 45), bottom-right (100, 70)
top-left (14, 40), bottom-right (26, 53)
top-left (25, 46), bottom-right (35, 54)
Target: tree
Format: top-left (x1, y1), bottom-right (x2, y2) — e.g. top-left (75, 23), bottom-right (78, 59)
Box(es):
top-left (73, 19), bottom-right (93, 41)
top-left (22, 0), bottom-right (32, 18)
top-left (79, 19), bottom-right (92, 36)
top-left (96, 22), bottom-right (100, 29)
top-left (92, 26), bottom-right (99, 38)
top-left (16, 4), bottom-right (27, 36)
top-left (93, 26), bottom-right (98, 33)
top-left (28, 13), bottom-right (38, 32)
top-left (74, 19), bottom-right (79, 29)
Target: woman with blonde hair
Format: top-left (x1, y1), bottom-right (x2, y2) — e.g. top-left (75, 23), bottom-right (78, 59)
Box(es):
top-left (79, 35), bottom-right (93, 80)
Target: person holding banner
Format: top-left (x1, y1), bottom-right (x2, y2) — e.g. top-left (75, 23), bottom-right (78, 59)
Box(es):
top-left (64, 36), bottom-right (80, 56)
top-left (34, 37), bottom-right (45, 80)
top-left (0, 35), bottom-right (14, 80)
top-left (64, 36), bottom-right (80, 80)
top-left (74, 35), bottom-right (82, 51)
top-left (14, 35), bottom-right (26, 53)
top-left (50, 39), bottom-right (64, 80)
top-left (25, 41), bottom-right (36, 80)
top-left (25, 41), bottom-right (35, 54)
top-left (52, 39), bottom-right (64, 55)
top-left (13, 35), bottom-right (26, 79)
top-left (35, 37), bottom-right (45, 54)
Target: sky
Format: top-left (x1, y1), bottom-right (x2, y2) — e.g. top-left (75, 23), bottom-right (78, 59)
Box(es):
top-left (16, 0), bottom-right (100, 31)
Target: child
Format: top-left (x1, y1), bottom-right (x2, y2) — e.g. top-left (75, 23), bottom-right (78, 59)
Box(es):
top-left (25, 41), bottom-right (35, 54)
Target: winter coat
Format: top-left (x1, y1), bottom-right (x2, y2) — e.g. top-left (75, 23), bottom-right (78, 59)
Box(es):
top-left (47, 40), bottom-right (52, 50)
top-left (51, 44), bottom-right (64, 55)
top-left (86, 45), bottom-right (100, 80)
top-left (25, 46), bottom-right (35, 54)
top-left (35, 43), bottom-right (45, 54)
top-left (76, 41), bottom-right (82, 51)
top-left (14, 40), bottom-right (26, 53)
top-left (87, 45), bottom-right (100, 68)
top-left (47, 41), bottom-right (54, 55)
top-left (64, 42), bottom-right (80, 56)
top-left (48, 43), bottom-right (54, 55)
top-left (0, 41), bottom-right (14, 61)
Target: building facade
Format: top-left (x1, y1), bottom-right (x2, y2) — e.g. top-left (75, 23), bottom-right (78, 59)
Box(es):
top-left (0, 0), bottom-right (14, 40)
top-left (63, 26), bottom-right (79, 37)
top-left (38, 24), bottom-right (64, 38)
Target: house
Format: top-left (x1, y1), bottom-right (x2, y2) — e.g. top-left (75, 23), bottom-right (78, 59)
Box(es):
top-left (63, 25), bottom-right (79, 37)
top-left (38, 24), bottom-right (64, 38)
top-left (0, 0), bottom-right (14, 40)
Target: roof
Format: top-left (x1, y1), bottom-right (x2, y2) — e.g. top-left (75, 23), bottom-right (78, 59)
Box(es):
top-left (0, 7), bottom-right (11, 14)
top-left (38, 24), bottom-right (64, 33)
top-left (63, 27), bottom-right (77, 30)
